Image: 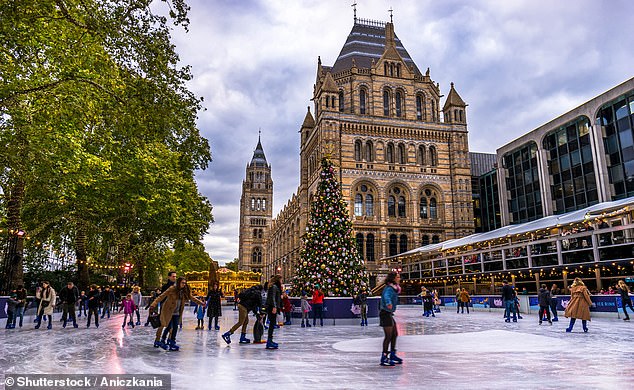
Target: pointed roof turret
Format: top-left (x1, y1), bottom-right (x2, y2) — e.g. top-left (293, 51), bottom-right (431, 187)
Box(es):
top-left (301, 106), bottom-right (315, 128)
top-left (443, 82), bottom-right (467, 110)
top-left (250, 134), bottom-right (268, 167)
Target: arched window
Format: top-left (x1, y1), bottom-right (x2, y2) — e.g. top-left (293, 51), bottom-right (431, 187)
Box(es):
top-left (431, 100), bottom-right (437, 121)
top-left (389, 234), bottom-right (398, 256)
top-left (430, 197), bottom-right (437, 219)
top-left (398, 196), bottom-right (406, 217)
top-left (390, 63), bottom-right (394, 77)
top-left (354, 194), bottom-right (363, 216)
top-left (432, 235), bottom-right (440, 244)
top-left (354, 140), bottom-right (362, 161)
top-left (419, 197), bottom-right (428, 218)
top-left (429, 146), bottom-right (437, 166)
top-left (416, 94), bottom-right (423, 120)
top-left (252, 248), bottom-right (262, 264)
top-left (262, 199), bottom-right (266, 211)
top-left (418, 145), bottom-right (426, 165)
top-left (360, 88), bottom-right (367, 114)
top-left (365, 194), bottom-right (374, 217)
top-left (258, 229), bottom-right (263, 239)
top-left (383, 90), bottom-right (390, 116)
top-left (399, 234), bottom-right (408, 254)
top-left (251, 198), bottom-right (255, 210)
top-left (253, 229), bottom-right (258, 238)
top-left (397, 143), bottom-right (406, 164)
top-left (339, 90), bottom-right (344, 112)
top-left (366, 234), bottom-right (375, 261)
top-left (256, 198), bottom-right (261, 211)
top-left (386, 143), bottom-right (394, 163)
top-left (356, 233), bottom-right (364, 258)
top-left (395, 91), bottom-right (402, 117)
top-left (365, 141), bottom-right (374, 162)
top-left (388, 195), bottom-right (396, 217)
top-left (325, 96), bottom-right (329, 108)
top-left (421, 235), bottom-right (430, 246)
top-left (396, 63), bottom-right (401, 78)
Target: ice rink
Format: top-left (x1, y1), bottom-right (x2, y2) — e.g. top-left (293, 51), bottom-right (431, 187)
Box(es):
top-left (1, 305), bottom-right (632, 389)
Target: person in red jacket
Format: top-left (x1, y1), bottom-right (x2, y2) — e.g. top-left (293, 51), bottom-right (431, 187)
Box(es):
top-left (312, 286), bottom-right (325, 326)
top-left (281, 291), bottom-right (292, 325)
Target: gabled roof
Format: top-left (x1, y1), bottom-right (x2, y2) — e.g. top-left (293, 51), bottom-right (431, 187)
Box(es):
top-left (321, 72), bottom-right (338, 93)
top-left (331, 19), bottom-right (422, 76)
top-left (443, 82), bottom-right (466, 110)
top-left (301, 107), bottom-right (315, 128)
top-left (250, 136), bottom-right (268, 167)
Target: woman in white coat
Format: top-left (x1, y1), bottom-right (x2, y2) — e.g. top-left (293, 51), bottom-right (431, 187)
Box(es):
top-left (35, 281), bottom-right (56, 329)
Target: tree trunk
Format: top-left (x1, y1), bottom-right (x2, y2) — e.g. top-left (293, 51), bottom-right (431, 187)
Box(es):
top-left (75, 223), bottom-right (90, 289)
top-left (2, 180), bottom-right (25, 293)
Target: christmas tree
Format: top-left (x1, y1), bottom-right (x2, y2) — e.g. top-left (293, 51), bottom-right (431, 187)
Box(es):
top-left (292, 157), bottom-right (369, 297)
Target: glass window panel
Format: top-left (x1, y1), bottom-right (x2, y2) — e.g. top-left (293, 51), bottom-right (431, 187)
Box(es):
top-left (560, 155), bottom-right (570, 170)
top-left (615, 100), bottom-right (628, 120)
top-left (629, 97), bottom-right (634, 116)
top-left (557, 131), bottom-right (567, 146)
top-left (610, 166), bottom-right (624, 182)
top-left (365, 194), bottom-right (374, 217)
top-left (622, 146), bottom-right (634, 162)
top-left (625, 160), bottom-right (634, 181)
top-left (605, 123), bottom-right (616, 136)
top-left (579, 119), bottom-right (590, 136)
top-left (585, 173), bottom-right (597, 190)
top-left (570, 149), bottom-right (581, 166)
top-left (617, 117), bottom-right (631, 132)
top-left (354, 194), bottom-right (363, 216)
top-left (581, 145), bottom-right (592, 163)
top-left (587, 189), bottom-right (598, 203)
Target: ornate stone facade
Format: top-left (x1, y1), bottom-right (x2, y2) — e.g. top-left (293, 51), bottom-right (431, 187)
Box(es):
top-left (265, 18), bottom-right (474, 286)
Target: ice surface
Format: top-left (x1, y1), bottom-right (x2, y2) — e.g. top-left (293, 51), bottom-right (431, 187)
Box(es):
top-left (2, 305), bottom-right (633, 389)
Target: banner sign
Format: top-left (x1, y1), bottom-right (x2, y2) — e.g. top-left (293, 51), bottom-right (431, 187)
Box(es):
top-left (289, 297), bottom-right (380, 319)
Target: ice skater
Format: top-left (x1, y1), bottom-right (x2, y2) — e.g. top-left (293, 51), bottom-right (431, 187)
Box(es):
top-left (355, 287), bottom-right (368, 326)
top-left (206, 282), bottom-right (224, 330)
top-left (281, 291), bottom-right (292, 325)
top-left (58, 281), bottom-right (79, 328)
top-left (121, 293), bottom-right (137, 328)
top-left (455, 288), bottom-right (461, 313)
top-left (502, 280), bottom-right (517, 322)
top-left (312, 285), bottom-right (325, 327)
top-left (86, 284), bottom-right (101, 328)
top-left (265, 275), bottom-right (282, 349)
top-left (149, 277), bottom-right (206, 351)
top-left (459, 288), bottom-right (470, 314)
top-left (423, 289), bottom-right (435, 317)
top-left (564, 278), bottom-right (592, 333)
top-left (538, 284), bottom-right (552, 325)
top-left (5, 292), bottom-right (18, 329)
top-left (222, 285), bottom-right (262, 344)
top-left (379, 271), bottom-right (402, 366)
top-left (195, 297), bottom-right (205, 329)
top-left (13, 285), bottom-right (27, 328)
top-left (549, 283), bottom-right (560, 321)
top-left (78, 290), bottom-right (88, 318)
top-left (131, 286), bottom-right (142, 325)
top-left (35, 281), bottom-right (56, 330)
top-left (300, 291), bottom-right (312, 327)
top-left (617, 280), bottom-right (633, 321)
top-left (432, 289), bottom-right (441, 313)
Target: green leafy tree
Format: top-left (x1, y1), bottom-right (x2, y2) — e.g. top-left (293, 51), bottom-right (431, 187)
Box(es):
top-left (0, 0), bottom-right (213, 291)
top-left (292, 158), bottom-right (368, 297)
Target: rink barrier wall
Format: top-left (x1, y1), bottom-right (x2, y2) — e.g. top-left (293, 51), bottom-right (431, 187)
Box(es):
top-left (2, 294), bottom-right (628, 320)
top-left (397, 295), bottom-right (629, 319)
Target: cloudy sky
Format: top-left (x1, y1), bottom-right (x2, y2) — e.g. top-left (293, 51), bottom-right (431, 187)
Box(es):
top-left (167, 0), bottom-right (634, 264)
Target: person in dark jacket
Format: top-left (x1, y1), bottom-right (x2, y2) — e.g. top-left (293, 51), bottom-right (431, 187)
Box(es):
top-left (206, 282), bottom-right (224, 330)
top-left (78, 290), bottom-right (88, 317)
top-left (59, 281), bottom-right (80, 328)
top-left (222, 285), bottom-right (263, 344)
top-left (5, 291), bottom-right (18, 329)
top-left (355, 288), bottom-right (368, 326)
top-left (549, 283), bottom-right (561, 321)
top-left (502, 280), bottom-right (517, 322)
top-left (144, 288), bottom-right (160, 326)
top-left (86, 284), bottom-right (101, 328)
top-left (100, 287), bottom-right (114, 319)
top-left (265, 275), bottom-right (282, 349)
top-left (161, 271), bottom-right (177, 293)
top-left (617, 280), bottom-right (633, 321)
top-left (538, 284), bottom-right (552, 325)
top-left (13, 285), bottom-right (27, 328)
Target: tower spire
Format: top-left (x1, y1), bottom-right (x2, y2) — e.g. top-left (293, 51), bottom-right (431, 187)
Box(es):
top-left (351, 2), bottom-right (357, 23)
top-left (388, 7), bottom-right (393, 23)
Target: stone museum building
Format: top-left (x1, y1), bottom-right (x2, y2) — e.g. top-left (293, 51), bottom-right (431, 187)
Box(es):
top-left (250, 16), bottom-right (474, 286)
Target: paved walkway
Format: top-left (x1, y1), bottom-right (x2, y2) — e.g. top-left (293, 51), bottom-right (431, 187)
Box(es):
top-left (1, 306), bottom-right (632, 389)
